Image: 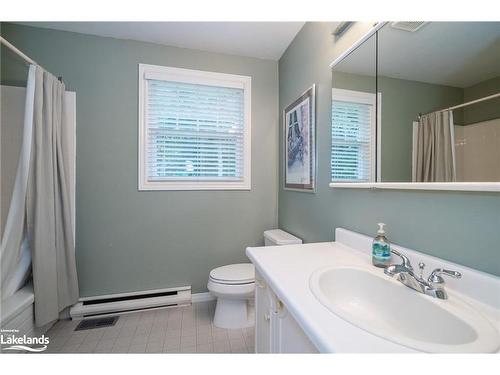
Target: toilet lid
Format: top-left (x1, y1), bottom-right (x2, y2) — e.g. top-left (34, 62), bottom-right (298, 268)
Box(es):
top-left (209, 263), bottom-right (255, 285)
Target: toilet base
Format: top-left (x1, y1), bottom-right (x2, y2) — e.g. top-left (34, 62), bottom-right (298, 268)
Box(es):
top-left (213, 298), bottom-right (252, 329)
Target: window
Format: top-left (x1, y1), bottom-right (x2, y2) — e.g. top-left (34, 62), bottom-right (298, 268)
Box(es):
top-left (331, 88), bottom-right (377, 182)
top-left (138, 64), bottom-right (251, 190)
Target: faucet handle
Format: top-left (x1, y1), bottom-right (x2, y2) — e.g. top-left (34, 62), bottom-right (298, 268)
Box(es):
top-left (391, 249), bottom-right (413, 270)
top-left (418, 262), bottom-right (425, 279)
top-left (428, 268), bottom-right (462, 284)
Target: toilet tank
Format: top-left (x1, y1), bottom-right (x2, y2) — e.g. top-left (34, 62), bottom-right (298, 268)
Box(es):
top-left (263, 229), bottom-right (302, 246)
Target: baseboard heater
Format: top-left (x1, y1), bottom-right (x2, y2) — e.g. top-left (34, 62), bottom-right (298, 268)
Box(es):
top-left (70, 285), bottom-right (191, 320)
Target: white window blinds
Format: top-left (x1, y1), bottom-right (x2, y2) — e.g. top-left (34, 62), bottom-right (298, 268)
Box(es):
top-left (147, 79), bottom-right (244, 179)
top-left (331, 89), bottom-right (376, 182)
top-left (139, 65), bottom-right (251, 190)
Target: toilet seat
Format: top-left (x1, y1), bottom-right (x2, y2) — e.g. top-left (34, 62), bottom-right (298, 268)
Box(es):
top-left (209, 263), bottom-right (254, 285)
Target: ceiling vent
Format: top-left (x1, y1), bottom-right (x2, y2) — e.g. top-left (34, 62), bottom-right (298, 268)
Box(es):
top-left (390, 21), bottom-right (428, 32)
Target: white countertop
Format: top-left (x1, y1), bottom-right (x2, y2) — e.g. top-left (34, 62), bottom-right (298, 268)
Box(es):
top-left (246, 228), bottom-right (500, 353)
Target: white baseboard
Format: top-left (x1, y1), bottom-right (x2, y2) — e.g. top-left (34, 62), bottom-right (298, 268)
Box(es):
top-left (191, 292), bottom-right (216, 303)
top-left (191, 292), bottom-right (255, 305)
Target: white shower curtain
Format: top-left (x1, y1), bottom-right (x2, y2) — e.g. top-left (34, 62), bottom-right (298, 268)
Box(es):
top-left (413, 110), bottom-right (456, 182)
top-left (28, 67), bottom-right (79, 326)
top-left (0, 65), bottom-right (36, 299)
top-left (1, 64), bottom-right (79, 327)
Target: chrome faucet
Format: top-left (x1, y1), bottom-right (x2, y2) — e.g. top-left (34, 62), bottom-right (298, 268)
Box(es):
top-left (383, 249), bottom-right (461, 300)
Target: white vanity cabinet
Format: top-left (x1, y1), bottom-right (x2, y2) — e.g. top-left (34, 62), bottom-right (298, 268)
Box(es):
top-left (254, 271), bottom-right (272, 353)
top-left (255, 270), bottom-right (318, 353)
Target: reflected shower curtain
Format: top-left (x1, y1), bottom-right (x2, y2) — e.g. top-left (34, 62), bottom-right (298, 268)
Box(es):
top-left (27, 66), bottom-right (79, 326)
top-left (414, 110), bottom-right (456, 182)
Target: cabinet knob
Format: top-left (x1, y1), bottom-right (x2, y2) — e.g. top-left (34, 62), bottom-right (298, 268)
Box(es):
top-left (264, 313), bottom-right (270, 321)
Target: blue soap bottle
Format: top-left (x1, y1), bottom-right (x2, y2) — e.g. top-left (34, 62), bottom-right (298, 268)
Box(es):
top-left (372, 223), bottom-right (391, 268)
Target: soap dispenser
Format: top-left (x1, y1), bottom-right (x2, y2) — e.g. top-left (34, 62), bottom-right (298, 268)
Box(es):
top-left (372, 223), bottom-right (391, 268)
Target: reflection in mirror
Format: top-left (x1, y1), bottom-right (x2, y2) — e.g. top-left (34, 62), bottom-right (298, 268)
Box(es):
top-left (377, 22), bottom-right (500, 183)
top-left (331, 33), bottom-right (377, 183)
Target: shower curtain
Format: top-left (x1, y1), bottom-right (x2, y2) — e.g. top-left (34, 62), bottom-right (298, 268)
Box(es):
top-left (413, 110), bottom-right (456, 182)
top-left (1, 66), bottom-right (36, 299)
top-left (1, 65), bottom-right (79, 327)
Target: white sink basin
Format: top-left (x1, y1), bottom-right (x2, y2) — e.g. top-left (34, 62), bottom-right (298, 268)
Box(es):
top-left (310, 266), bottom-right (500, 353)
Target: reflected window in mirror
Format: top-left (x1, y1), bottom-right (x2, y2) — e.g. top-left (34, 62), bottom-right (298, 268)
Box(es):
top-left (331, 33), bottom-right (378, 183)
top-left (331, 89), bottom-right (377, 182)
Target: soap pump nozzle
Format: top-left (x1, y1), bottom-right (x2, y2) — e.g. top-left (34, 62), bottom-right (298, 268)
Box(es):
top-left (377, 222), bottom-right (386, 235)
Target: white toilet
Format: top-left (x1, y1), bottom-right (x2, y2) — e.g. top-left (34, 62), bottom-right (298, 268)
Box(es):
top-left (207, 229), bottom-right (302, 329)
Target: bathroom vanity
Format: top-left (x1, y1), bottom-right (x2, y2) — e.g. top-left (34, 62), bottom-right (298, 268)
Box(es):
top-left (246, 228), bottom-right (500, 353)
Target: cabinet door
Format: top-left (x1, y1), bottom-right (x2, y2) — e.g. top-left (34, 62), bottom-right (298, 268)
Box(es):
top-left (273, 300), bottom-right (318, 353)
top-left (254, 270), bottom-right (272, 353)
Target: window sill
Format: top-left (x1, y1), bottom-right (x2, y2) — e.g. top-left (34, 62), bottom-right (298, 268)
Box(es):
top-left (139, 180), bottom-right (251, 191)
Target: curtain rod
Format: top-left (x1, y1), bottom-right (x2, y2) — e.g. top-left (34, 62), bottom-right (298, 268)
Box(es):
top-left (0, 36), bottom-right (62, 82)
top-left (419, 92), bottom-right (500, 118)
top-left (0, 36), bottom-right (64, 82)
top-left (0, 36), bottom-right (42, 67)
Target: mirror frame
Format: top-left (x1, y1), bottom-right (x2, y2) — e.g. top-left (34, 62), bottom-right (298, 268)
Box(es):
top-left (329, 22), bottom-right (500, 192)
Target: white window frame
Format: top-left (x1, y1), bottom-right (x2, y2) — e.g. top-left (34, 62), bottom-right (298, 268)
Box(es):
top-left (138, 64), bottom-right (251, 191)
top-left (331, 88), bottom-right (380, 183)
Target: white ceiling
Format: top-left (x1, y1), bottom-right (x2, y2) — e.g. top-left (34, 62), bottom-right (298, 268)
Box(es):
top-left (17, 22), bottom-right (305, 60)
top-left (335, 22), bottom-right (500, 88)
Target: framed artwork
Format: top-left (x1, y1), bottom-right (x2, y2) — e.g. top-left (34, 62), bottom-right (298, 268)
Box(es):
top-left (283, 85), bottom-right (316, 192)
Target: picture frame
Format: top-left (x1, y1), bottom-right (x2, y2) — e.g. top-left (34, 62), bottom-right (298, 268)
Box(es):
top-left (283, 84), bottom-right (316, 192)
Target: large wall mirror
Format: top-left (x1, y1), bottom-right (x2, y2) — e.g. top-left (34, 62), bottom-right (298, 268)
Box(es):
top-left (331, 22), bottom-right (500, 191)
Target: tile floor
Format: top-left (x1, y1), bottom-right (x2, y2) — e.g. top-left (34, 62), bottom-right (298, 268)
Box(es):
top-left (44, 301), bottom-right (255, 353)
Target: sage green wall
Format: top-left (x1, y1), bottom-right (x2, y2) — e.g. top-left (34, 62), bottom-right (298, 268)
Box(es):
top-left (278, 22), bottom-right (500, 276)
top-left (332, 71), bottom-right (375, 93)
top-left (1, 22), bottom-right (279, 296)
top-left (463, 76), bottom-right (500, 125)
